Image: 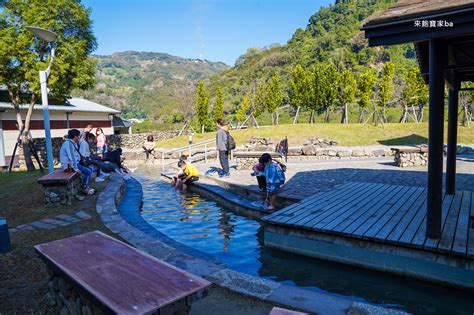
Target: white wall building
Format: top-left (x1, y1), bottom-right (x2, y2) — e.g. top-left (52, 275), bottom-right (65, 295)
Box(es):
top-left (0, 97), bottom-right (120, 167)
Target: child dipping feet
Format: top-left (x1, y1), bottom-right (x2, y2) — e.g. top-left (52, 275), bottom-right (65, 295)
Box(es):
top-left (259, 153), bottom-right (286, 211)
top-left (173, 159), bottom-right (199, 190)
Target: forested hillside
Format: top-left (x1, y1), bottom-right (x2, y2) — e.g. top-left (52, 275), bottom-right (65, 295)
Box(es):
top-left (206, 0), bottom-right (419, 125)
top-left (75, 51), bottom-right (228, 120)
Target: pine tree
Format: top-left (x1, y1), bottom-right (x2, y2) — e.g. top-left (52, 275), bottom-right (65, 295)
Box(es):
top-left (290, 64), bottom-right (311, 124)
top-left (212, 87), bottom-right (224, 123)
top-left (377, 62), bottom-right (395, 122)
top-left (320, 62), bottom-right (339, 123)
top-left (236, 91), bottom-right (251, 125)
top-left (339, 68), bottom-right (356, 124)
top-left (357, 70), bottom-right (377, 123)
top-left (195, 80), bottom-right (209, 133)
top-left (308, 63), bottom-right (324, 123)
top-left (264, 72), bottom-right (283, 125)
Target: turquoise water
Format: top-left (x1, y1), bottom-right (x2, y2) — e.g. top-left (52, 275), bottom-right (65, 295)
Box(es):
top-left (137, 172), bottom-right (474, 315)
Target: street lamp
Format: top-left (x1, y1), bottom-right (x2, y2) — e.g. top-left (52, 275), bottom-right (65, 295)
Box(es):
top-left (26, 26), bottom-right (58, 174)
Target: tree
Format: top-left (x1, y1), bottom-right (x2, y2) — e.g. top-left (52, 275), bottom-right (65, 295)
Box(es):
top-left (308, 63), bottom-right (324, 123)
top-left (377, 62), bottom-right (395, 122)
top-left (460, 82), bottom-right (473, 128)
top-left (236, 91), bottom-right (251, 126)
top-left (338, 68), bottom-right (356, 124)
top-left (264, 72), bottom-right (283, 125)
top-left (357, 70), bottom-right (377, 123)
top-left (320, 62), bottom-right (339, 123)
top-left (0, 0), bottom-right (97, 171)
top-left (400, 67), bottom-right (428, 123)
top-left (212, 87), bottom-right (224, 122)
top-left (194, 80), bottom-right (209, 133)
top-left (289, 64), bottom-right (311, 124)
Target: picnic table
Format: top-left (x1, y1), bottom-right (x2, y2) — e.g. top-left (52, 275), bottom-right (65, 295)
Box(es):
top-left (35, 231), bottom-right (210, 314)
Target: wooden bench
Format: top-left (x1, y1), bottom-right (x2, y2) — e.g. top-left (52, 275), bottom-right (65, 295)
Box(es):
top-left (391, 147), bottom-right (428, 167)
top-left (37, 170), bottom-right (82, 206)
top-left (269, 307), bottom-right (307, 315)
top-left (35, 231), bottom-right (210, 315)
top-left (233, 151), bottom-right (282, 170)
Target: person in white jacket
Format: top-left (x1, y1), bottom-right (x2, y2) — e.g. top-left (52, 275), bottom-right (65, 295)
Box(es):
top-left (59, 129), bottom-right (95, 195)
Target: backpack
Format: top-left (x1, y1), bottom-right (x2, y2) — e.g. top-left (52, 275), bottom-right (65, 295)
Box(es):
top-left (226, 131), bottom-right (236, 151)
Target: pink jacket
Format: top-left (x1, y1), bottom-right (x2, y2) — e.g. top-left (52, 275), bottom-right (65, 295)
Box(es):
top-left (96, 134), bottom-right (107, 148)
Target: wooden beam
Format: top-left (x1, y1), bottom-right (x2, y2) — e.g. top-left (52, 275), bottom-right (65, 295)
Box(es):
top-left (427, 39), bottom-right (447, 239)
top-left (446, 89), bottom-right (459, 195)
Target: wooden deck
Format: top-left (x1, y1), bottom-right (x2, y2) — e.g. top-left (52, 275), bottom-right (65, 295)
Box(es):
top-left (263, 182), bottom-right (473, 258)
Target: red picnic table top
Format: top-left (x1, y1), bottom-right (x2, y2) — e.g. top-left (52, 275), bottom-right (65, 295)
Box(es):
top-left (34, 231), bottom-right (210, 314)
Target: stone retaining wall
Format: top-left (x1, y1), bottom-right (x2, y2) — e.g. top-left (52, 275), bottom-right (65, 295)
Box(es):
top-left (394, 151), bottom-right (428, 167)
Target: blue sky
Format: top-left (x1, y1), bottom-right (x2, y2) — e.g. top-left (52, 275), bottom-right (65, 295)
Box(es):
top-left (82, 0), bottom-right (333, 65)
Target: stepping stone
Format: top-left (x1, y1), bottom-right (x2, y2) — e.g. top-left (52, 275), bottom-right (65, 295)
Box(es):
top-left (30, 221), bottom-right (56, 230)
top-left (74, 211), bottom-right (92, 220)
top-left (40, 218), bottom-right (70, 226)
top-left (55, 214), bottom-right (81, 223)
top-left (16, 224), bottom-right (34, 231)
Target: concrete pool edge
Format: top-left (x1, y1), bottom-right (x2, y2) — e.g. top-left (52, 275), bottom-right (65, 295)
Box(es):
top-left (96, 175), bottom-right (406, 315)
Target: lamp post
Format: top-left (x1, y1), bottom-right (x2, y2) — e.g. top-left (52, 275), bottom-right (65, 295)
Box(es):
top-left (26, 26), bottom-right (58, 174)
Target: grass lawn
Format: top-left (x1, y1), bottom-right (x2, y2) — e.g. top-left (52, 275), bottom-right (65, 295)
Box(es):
top-left (156, 122), bottom-right (474, 148)
top-left (0, 170), bottom-right (118, 313)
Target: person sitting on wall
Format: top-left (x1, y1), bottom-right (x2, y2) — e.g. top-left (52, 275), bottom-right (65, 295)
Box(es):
top-left (80, 124), bottom-right (93, 141)
top-left (171, 155), bottom-right (188, 186)
top-left (173, 159), bottom-right (199, 190)
top-left (143, 135), bottom-right (155, 159)
top-left (103, 147), bottom-right (131, 178)
top-left (59, 129), bottom-right (95, 195)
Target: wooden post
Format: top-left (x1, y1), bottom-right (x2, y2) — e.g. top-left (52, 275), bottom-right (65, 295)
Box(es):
top-left (426, 39), bottom-right (447, 239)
top-left (446, 88), bottom-right (459, 195)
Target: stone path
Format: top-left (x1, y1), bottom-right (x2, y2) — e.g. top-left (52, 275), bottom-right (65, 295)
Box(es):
top-left (195, 154), bottom-right (474, 200)
top-left (9, 211), bottom-right (92, 234)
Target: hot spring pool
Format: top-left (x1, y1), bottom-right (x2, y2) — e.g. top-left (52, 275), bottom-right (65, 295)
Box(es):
top-left (136, 171), bottom-right (473, 315)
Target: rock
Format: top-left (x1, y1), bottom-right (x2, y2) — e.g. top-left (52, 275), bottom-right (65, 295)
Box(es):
top-left (337, 150), bottom-right (351, 157)
top-left (372, 149), bottom-right (385, 156)
top-left (287, 147), bottom-right (302, 156)
top-left (327, 150), bottom-right (337, 157)
top-left (351, 150), bottom-right (364, 157)
top-left (302, 145), bottom-right (316, 155)
top-left (315, 149), bottom-right (325, 156)
top-left (363, 150), bottom-right (373, 156)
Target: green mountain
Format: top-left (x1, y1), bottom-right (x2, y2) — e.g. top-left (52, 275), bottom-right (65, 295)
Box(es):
top-left (75, 51), bottom-right (229, 120)
top-left (208, 0), bottom-right (417, 121)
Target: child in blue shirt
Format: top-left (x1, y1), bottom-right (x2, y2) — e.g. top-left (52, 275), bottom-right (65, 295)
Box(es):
top-left (259, 153), bottom-right (286, 210)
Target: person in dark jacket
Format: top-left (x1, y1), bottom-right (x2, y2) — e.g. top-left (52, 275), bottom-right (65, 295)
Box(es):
top-left (216, 118), bottom-right (230, 177)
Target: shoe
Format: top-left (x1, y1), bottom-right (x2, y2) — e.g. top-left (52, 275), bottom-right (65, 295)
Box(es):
top-left (95, 176), bottom-right (105, 182)
top-left (102, 172), bottom-right (111, 177)
top-left (219, 172), bottom-right (230, 178)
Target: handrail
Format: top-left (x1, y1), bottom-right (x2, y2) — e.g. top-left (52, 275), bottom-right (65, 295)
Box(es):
top-left (160, 138), bottom-right (215, 170)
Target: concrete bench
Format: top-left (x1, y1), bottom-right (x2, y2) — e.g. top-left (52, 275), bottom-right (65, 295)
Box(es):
top-left (35, 231), bottom-right (210, 315)
top-left (233, 151), bottom-right (282, 170)
top-left (37, 170), bottom-right (82, 206)
top-left (391, 147), bottom-right (428, 167)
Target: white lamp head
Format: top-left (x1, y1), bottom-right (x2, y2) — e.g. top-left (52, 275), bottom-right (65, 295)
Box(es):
top-left (25, 26), bottom-right (57, 42)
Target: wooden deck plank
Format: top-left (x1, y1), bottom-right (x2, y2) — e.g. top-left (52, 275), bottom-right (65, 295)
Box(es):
top-left (280, 182), bottom-right (370, 226)
top-left (467, 192), bottom-right (474, 258)
top-left (437, 193), bottom-right (464, 253)
top-left (311, 183), bottom-right (390, 231)
top-left (452, 191), bottom-right (471, 255)
top-left (386, 193), bottom-right (428, 244)
top-left (263, 182), bottom-right (362, 223)
top-left (285, 182), bottom-right (375, 227)
top-left (375, 187), bottom-right (425, 240)
top-left (423, 194), bottom-right (454, 250)
top-left (34, 231), bottom-right (210, 314)
top-left (398, 196), bottom-right (431, 245)
top-left (350, 185), bottom-right (413, 237)
top-left (342, 185), bottom-right (408, 237)
top-left (334, 184), bottom-right (404, 234)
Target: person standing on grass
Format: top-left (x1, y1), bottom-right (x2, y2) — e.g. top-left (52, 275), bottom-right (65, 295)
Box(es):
top-left (216, 118), bottom-right (230, 177)
top-left (59, 129), bottom-right (95, 195)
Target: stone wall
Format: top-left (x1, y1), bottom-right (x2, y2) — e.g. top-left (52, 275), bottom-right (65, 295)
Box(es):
top-left (394, 151), bottom-right (428, 167)
top-left (15, 131), bottom-right (177, 170)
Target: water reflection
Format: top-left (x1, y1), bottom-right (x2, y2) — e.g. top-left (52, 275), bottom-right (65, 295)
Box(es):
top-left (136, 171), bottom-right (474, 315)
